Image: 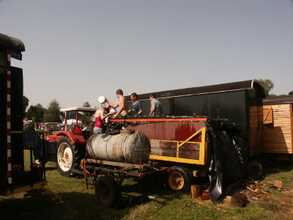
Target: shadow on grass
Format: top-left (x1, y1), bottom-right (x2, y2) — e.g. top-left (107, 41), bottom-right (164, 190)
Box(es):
top-left (260, 156), bottom-right (293, 176)
top-left (45, 166), bottom-right (57, 171)
top-left (0, 189), bottom-right (128, 220)
top-left (118, 173), bottom-right (184, 209)
top-left (0, 173), bottom-right (184, 220)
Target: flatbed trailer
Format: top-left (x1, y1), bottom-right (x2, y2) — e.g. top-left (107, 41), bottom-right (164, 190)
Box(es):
top-left (83, 116), bottom-right (247, 207)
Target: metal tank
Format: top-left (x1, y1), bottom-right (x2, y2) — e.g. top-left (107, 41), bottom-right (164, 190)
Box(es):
top-left (86, 131), bottom-right (151, 164)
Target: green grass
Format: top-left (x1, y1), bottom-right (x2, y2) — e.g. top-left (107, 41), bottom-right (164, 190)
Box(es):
top-left (1, 161), bottom-right (293, 220)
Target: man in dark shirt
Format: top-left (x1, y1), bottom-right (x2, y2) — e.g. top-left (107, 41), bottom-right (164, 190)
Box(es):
top-left (128, 92), bottom-right (143, 117)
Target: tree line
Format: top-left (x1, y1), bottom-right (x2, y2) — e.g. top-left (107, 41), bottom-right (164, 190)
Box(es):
top-left (257, 79), bottom-right (293, 96)
top-left (24, 99), bottom-right (91, 123)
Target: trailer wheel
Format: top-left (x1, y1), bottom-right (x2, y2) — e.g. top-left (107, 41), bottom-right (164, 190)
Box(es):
top-left (56, 137), bottom-right (78, 176)
top-left (95, 175), bottom-right (120, 208)
top-left (167, 167), bottom-right (191, 192)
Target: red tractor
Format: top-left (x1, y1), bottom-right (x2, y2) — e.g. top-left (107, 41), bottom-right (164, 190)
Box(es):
top-left (47, 107), bottom-right (96, 176)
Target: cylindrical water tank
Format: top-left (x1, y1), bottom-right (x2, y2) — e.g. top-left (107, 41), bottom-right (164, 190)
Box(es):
top-left (86, 131), bottom-right (150, 164)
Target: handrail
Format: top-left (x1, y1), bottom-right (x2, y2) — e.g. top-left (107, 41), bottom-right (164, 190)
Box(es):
top-left (149, 127), bottom-right (207, 165)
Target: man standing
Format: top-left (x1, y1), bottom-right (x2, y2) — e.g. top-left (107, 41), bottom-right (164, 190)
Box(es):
top-left (149, 94), bottom-right (162, 116)
top-left (128, 92), bottom-right (143, 117)
top-left (112, 89), bottom-right (127, 118)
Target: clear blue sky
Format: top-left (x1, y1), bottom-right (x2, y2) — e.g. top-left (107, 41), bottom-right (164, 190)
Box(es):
top-left (1, 0), bottom-right (293, 107)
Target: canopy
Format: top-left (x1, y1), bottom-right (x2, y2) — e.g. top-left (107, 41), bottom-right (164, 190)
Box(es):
top-left (0, 33), bottom-right (25, 60)
top-left (137, 80), bottom-right (266, 100)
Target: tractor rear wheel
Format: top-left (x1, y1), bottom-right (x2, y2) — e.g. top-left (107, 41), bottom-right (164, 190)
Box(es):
top-left (56, 137), bottom-right (81, 176)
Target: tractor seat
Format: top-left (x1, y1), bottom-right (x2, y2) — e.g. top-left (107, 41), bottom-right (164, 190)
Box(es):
top-left (72, 125), bottom-right (82, 135)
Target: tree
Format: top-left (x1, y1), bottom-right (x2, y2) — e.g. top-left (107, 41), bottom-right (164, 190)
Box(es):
top-left (23, 96), bottom-right (29, 115)
top-left (81, 101), bottom-right (93, 125)
top-left (82, 101), bottom-right (91, 107)
top-left (27, 104), bottom-right (47, 122)
top-left (43, 100), bottom-right (61, 122)
top-left (257, 79), bottom-right (274, 96)
top-left (289, 91), bottom-right (293, 96)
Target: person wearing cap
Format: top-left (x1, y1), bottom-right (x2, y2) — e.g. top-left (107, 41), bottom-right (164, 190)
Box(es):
top-left (112, 89), bottom-right (127, 118)
top-left (128, 92), bottom-right (143, 117)
top-left (93, 96), bottom-right (109, 134)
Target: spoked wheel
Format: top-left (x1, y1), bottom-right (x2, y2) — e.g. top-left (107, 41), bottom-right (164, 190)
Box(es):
top-left (167, 167), bottom-right (191, 192)
top-left (57, 137), bottom-right (75, 176)
top-left (95, 175), bottom-right (120, 208)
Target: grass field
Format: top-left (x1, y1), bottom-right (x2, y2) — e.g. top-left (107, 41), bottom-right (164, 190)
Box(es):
top-left (1, 161), bottom-right (293, 220)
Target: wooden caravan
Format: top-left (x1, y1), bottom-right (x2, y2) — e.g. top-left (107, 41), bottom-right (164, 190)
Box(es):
top-left (262, 96), bottom-right (293, 154)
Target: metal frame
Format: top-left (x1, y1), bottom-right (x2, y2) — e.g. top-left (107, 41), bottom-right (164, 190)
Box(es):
top-left (111, 117), bottom-right (207, 123)
top-left (149, 127), bottom-right (207, 165)
top-left (83, 159), bottom-right (156, 181)
top-left (5, 50), bottom-right (13, 185)
top-left (86, 158), bottom-right (147, 170)
top-left (62, 107), bottom-right (95, 132)
top-left (61, 107), bottom-right (96, 112)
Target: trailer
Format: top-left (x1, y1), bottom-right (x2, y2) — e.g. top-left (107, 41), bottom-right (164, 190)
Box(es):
top-left (0, 33), bottom-right (45, 195)
top-left (83, 116), bottom-right (247, 207)
top-left (131, 80), bottom-right (265, 157)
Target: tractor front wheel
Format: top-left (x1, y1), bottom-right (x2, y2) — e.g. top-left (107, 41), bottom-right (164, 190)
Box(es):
top-left (57, 137), bottom-right (79, 176)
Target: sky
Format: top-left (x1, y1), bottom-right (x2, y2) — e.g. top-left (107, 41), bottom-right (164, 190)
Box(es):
top-left (1, 0), bottom-right (293, 108)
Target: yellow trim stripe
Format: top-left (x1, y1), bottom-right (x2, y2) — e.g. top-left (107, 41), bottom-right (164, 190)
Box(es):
top-left (149, 154), bottom-right (205, 165)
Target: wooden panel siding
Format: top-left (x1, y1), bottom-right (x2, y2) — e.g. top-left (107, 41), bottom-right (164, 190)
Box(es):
top-left (263, 104), bottom-right (293, 154)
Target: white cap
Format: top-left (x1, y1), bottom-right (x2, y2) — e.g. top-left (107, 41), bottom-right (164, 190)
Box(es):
top-left (109, 108), bottom-right (116, 114)
top-left (98, 96), bottom-right (106, 104)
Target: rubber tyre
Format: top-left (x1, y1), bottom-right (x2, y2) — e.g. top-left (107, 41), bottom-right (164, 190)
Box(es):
top-left (95, 175), bottom-right (120, 208)
top-left (56, 137), bottom-right (81, 176)
top-left (231, 135), bottom-right (249, 166)
top-left (167, 167), bottom-right (191, 193)
top-left (217, 131), bottom-right (244, 184)
top-left (247, 160), bottom-right (264, 181)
